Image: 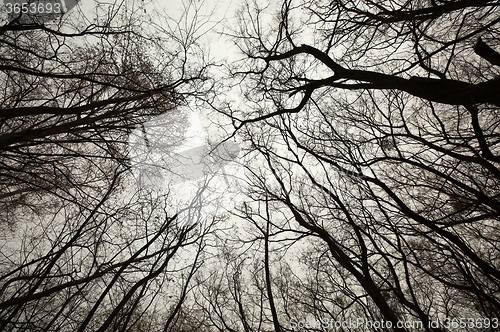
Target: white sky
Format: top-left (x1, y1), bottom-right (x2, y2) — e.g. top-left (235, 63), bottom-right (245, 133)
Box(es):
top-left (113, 0), bottom-right (246, 224)
top-left (0, 0), bottom-right (249, 224)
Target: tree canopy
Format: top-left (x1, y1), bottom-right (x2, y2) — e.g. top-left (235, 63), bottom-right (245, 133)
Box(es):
top-left (208, 0), bottom-right (500, 330)
top-left (1, 0), bottom-right (500, 331)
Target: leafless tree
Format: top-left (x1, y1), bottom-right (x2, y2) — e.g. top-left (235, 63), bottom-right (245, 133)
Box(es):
top-left (208, 0), bottom-right (500, 331)
top-left (0, 0), bottom-right (217, 330)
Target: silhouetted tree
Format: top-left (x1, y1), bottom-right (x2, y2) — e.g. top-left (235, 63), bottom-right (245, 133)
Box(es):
top-left (213, 0), bottom-right (500, 330)
top-left (0, 1), bottom-right (216, 330)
